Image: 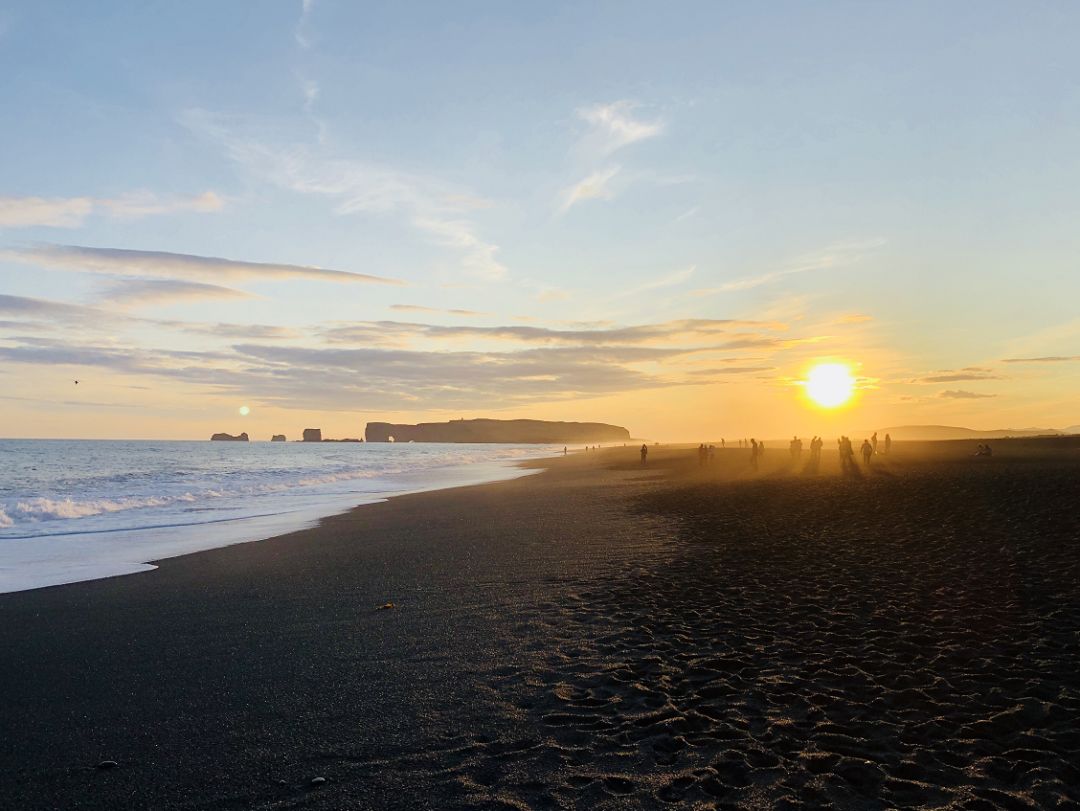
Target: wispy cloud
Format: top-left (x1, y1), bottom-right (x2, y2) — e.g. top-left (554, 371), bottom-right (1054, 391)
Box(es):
top-left (184, 111), bottom-right (506, 280)
top-left (295, 0), bottom-right (315, 48)
top-left (4, 244), bottom-right (402, 285)
top-left (0, 301), bottom-right (821, 412)
top-left (390, 304), bottom-right (486, 317)
top-left (577, 101), bottom-right (664, 155)
top-left (0, 192), bottom-right (223, 229)
top-left (318, 317), bottom-right (787, 348)
top-left (1001, 355), bottom-right (1080, 363)
top-left (912, 370), bottom-right (1003, 384)
top-left (694, 239), bottom-right (885, 295)
top-left (939, 389), bottom-right (997, 399)
top-left (617, 265), bottom-right (695, 298)
top-left (0, 293), bottom-right (104, 324)
top-left (834, 314), bottom-right (873, 325)
top-left (559, 167), bottom-right (620, 213)
top-left (301, 79), bottom-right (319, 113)
top-left (97, 278), bottom-right (255, 308)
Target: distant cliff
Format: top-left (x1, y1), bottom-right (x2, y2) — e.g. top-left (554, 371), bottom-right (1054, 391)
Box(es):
top-left (211, 432), bottom-right (249, 442)
top-left (302, 428), bottom-right (322, 442)
top-left (365, 419), bottom-right (630, 444)
top-left (876, 424), bottom-right (1066, 441)
top-left (271, 434), bottom-right (286, 442)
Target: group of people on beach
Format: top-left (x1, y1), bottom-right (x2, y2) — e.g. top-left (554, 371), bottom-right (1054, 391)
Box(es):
top-left (789, 435), bottom-right (826, 462)
top-left (635, 431), bottom-right (898, 471)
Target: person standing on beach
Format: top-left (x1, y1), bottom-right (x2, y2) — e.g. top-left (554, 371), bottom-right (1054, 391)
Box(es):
top-left (884, 433), bottom-right (892, 455)
top-left (861, 439), bottom-right (873, 465)
top-left (871, 432), bottom-right (879, 455)
top-left (640, 443), bottom-right (648, 465)
top-left (750, 439), bottom-right (758, 470)
top-left (563, 446), bottom-right (567, 456)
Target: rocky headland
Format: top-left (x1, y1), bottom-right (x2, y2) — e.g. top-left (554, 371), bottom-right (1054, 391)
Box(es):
top-left (365, 418), bottom-right (630, 444)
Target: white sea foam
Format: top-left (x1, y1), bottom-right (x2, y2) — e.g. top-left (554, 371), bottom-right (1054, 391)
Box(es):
top-left (0, 440), bottom-right (558, 593)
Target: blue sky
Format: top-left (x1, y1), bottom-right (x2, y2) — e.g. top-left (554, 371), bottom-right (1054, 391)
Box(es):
top-left (1, 1), bottom-right (1078, 439)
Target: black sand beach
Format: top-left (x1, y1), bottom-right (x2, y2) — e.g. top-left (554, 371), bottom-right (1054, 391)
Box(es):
top-left (2, 439), bottom-right (1079, 810)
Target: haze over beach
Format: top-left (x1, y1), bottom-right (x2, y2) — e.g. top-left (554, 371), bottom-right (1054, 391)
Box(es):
top-left (2, 3), bottom-right (1080, 810)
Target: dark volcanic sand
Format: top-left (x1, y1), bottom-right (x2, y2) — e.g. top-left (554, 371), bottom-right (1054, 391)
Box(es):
top-left (1, 439), bottom-right (1079, 810)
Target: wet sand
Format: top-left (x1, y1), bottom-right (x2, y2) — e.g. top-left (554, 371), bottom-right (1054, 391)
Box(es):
top-left (1, 438), bottom-right (1079, 809)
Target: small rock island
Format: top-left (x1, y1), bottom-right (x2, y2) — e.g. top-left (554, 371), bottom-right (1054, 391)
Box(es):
top-left (210, 432), bottom-right (249, 442)
top-left (270, 434), bottom-right (286, 442)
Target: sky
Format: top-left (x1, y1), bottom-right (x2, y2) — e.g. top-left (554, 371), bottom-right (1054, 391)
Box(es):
top-left (1, 1), bottom-right (1078, 441)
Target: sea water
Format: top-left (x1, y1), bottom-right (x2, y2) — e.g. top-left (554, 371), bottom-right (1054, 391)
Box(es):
top-left (0, 439), bottom-right (559, 593)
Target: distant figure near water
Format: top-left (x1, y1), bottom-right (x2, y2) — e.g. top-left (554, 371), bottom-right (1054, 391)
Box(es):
top-left (861, 439), bottom-right (873, 465)
top-left (640, 443), bottom-right (649, 465)
top-left (884, 433), bottom-right (892, 455)
top-left (750, 438), bottom-right (759, 470)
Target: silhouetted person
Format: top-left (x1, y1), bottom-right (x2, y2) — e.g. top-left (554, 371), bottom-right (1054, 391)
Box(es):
top-left (750, 439), bottom-right (758, 470)
top-left (640, 443), bottom-right (648, 465)
top-left (708, 444), bottom-right (715, 463)
top-left (838, 436), bottom-right (854, 473)
top-left (861, 439), bottom-right (873, 465)
top-left (871, 432), bottom-right (878, 455)
top-left (563, 446), bottom-right (567, 455)
top-left (884, 433), bottom-right (892, 455)
top-left (721, 438), bottom-right (725, 448)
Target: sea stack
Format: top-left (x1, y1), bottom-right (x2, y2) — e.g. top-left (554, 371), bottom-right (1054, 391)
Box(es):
top-left (210, 432), bottom-right (249, 442)
top-left (364, 418), bottom-right (630, 444)
top-left (271, 434), bottom-right (286, 442)
top-left (302, 428), bottom-right (322, 443)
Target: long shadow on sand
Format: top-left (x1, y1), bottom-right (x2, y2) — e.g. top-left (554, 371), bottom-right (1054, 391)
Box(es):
top-left (477, 461), bottom-right (1080, 809)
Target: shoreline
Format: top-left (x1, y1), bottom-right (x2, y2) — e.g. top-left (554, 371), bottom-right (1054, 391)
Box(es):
top-left (2, 441), bottom-right (1078, 809)
top-left (0, 447), bottom-right (559, 595)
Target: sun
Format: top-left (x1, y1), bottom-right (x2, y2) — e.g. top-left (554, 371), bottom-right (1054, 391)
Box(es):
top-left (804, 363), bottom-right (856, 408)
top-left (238, 405), bottom-right (251, 416)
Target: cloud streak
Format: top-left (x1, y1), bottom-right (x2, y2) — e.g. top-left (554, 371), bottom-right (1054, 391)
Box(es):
top-left (98, 279), bottom-right (254, 308)
top-left (559, 167), bottom-right (620, 213)
top-left (939, 390), bottom-right (996, 399)
top-left (390, 304), bottom-right (486, 317)
top-left (0, 192), bottom-right (223, 229)
top-left (185, 111), bottom-right (506, 280)
top-left (318, 317), bottom-right (787, 348)
top-left (578, 101), bottom-right (664, 155)
top-left (1001, 356), bottom-right (1080, 363)
top-left (695, 240), bottom-right (885, 295)
top-left (4, 244), bottom-right (403, 285)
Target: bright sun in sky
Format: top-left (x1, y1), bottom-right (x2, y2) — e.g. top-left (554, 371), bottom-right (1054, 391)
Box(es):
top-left (805, 363), bottom-right (856, 409)
top-left (238, 405), bottom-right (250, 416)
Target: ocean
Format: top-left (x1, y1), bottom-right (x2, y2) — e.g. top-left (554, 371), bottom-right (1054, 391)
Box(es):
top-left (0, 439), bottom-right (559, 594)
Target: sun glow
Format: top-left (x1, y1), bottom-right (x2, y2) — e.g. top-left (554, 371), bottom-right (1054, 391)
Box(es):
top-left (804, 363), bottom-right (856, 408)
top-left (238, 405), bottom-right (250, 416)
